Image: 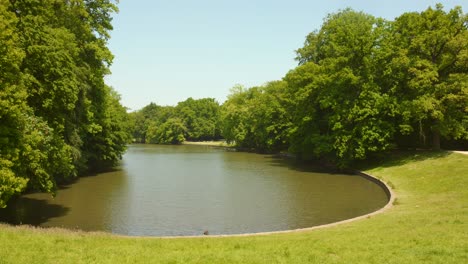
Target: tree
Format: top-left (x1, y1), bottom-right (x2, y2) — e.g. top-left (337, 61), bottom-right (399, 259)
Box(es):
top-left (129, 103), bottom-right (161, 143)
top-left (387, 4), bottom-right (468, 149)
top-left (0, 0), bottom-right (127, 206)
top-left (220, 85), bottom-right (258, 148)
top-left (83, 87), bottom-right (132, 171)
top-left (290, 9), bottom-right (397, 166)
top-left (220, 82), bottom-right (291, 152)
top-left (175, 97), bottom-right (221, 141)
top-left (146, 118), bottom-right (187, 144)
top-left (0, 0), bottom-right (29, 207)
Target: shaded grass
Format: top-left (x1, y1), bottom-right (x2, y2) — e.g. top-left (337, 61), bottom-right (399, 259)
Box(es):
top-left (0, 151), bottom-right (467, 263)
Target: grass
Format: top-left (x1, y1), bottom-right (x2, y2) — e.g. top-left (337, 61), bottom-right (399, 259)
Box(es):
top-left (0, 151), bottom-right (467, 263)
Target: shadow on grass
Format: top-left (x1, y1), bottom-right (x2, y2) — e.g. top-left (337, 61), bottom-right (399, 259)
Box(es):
top-left (355, 150), bottom-right (451, 171)
top-left (0, 197), bottom-right (70, 226)
top-left (265, 154), bottom-right (349, 174)
top-left (264, 150), bottom-right (453, 174)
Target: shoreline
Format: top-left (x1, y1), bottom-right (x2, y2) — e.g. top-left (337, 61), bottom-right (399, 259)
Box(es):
top-left (0, 171), bottom-right (394, 239)
top-left (182, 140), bottom-right (233, 147)
top-left (118, 170), bottom-right (395, 239)
top-left (1, 151), bottom-right (466, 263)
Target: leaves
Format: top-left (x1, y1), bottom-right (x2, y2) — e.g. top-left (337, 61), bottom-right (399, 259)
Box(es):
top-left (221, 81), bottom-right (292, 152)
top-left (223, 5), bottom-right (467, 166)
top-left (131, 98), bottom-right (221, 144)
top-left (0, 0), bottom-right (127, 206)
top-left (389, 4), bottom-right (468, 148)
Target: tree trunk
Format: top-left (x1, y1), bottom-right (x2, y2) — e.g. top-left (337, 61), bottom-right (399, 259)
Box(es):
top-left (432, 129), bottom-right (441, 150)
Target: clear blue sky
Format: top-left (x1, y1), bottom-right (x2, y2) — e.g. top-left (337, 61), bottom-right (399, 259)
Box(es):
top-left (106, 0), bottom-right (467, 111)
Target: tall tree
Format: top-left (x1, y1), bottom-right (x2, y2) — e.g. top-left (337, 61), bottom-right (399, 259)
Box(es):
top-left (0, 0), bottom-right (29, 207)
top-left (0, 0), bottom-right (128, 207)
top-left (388, 4), bottom-right (468, 149)
top-left (175, 97), bottom-right (221, 141)
top-left (291, 9), bottom-right (397, 166)
top-left (220, 82), bottom-right (291, 152)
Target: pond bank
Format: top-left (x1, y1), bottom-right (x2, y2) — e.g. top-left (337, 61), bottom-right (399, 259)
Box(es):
top-left (182, 140), bottom-right (232, 147)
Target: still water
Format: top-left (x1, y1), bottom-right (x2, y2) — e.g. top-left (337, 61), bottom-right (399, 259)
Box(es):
top-left (0, 144), bottom-right (389, 236)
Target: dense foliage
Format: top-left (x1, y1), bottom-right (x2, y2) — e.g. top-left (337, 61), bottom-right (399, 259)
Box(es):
top-left (0, 0), bottom-right (130, 207)
top-left (129, 98), bottom-right (221, 144)
top-left (220, 82), bottom-right (291, 152)
top-left (130, 5), bottom-right (466, 167)
top-left (222, 5), bottom-right (467, 166)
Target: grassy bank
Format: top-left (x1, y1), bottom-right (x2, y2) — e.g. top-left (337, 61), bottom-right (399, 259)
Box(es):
top-left (0, 151), bottom-right (467, 263)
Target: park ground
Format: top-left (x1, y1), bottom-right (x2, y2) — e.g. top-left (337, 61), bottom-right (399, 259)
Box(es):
top-left (0, 150), bottom-right (467, 263)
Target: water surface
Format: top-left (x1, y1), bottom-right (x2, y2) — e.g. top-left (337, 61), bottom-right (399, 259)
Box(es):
top-left (0, 144), bottom-right (388, 236)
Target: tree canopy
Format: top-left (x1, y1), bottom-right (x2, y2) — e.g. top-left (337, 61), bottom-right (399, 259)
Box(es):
top-left (1, 3), bottom-right (466, 207)
top-left (133, 4), bottom-right (466, 168)
top-left (129, 98), bottom-right (221, 144)
top-left (0, 0), bottom-right (130, 207)
top-left (221, 4), bottom-right (467, 166)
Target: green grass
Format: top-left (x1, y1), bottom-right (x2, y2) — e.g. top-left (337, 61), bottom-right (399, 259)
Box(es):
top-left (1, 151), bottom-right (467, 264)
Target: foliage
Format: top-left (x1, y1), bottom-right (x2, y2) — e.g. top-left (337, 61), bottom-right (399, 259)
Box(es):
top-left (0, 159), bottom-right (27, 209)
top-left (175, 97), bottom-right (221, 141)
top-left (129, 103), bottom-right (162, 143)
top-left (0, 0), bottom-right (129, 207)
top-left (131, 98), bottom-right (221, 144)
top-left (222, 5), bottom-right (467, 166)
top-left (146, 118), bottom-right (187, 144)
top-left (0, 0), bottom-right (28, 206)
top-left (386, 4), bottom-right (468, 149)
top-left (83, 87), bottom-right (132, 171)
top-left (221, 82), bottom-right (291, 152)
top-left (287, 9), bottom-right (399, 166)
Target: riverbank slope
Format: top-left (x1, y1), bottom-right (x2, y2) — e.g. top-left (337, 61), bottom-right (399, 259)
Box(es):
top-left (0, 150), bottom-right (467, 263)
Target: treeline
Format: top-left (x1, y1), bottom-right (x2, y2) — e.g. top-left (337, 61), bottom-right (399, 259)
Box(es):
top-left (222, 5), bottom-right (468, 167)
top-left (129, 98), bottom-right (222, 144)
top-left (0, 0), bottom-right (130, 207)
top-left (133, 4), bottom-right (467, 168)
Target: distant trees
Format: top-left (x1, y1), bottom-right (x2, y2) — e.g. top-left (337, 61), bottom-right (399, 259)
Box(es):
top-left (0, 0), bottom-right (130, 207)
top-left (175, 98), bottom-right (221, 141)
top-left (129, 103), bottom-right (165, 143)
top-left (129, 4), bottom-right (466, 168)
top-left (130, 98), bottom-right (221, 144)
top-left (220, 82), bottom-right (291, 152)
top-left (127, 4), bottom-right (466, 169)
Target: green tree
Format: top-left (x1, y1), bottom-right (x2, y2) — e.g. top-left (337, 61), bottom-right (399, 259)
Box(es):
top-left (220, 85), bottom-right (257, 148)
top-left (83, 87), bottom-right (132, 171)
top-left (0, 0), bottom-right (29, 207)
top-left (175, 97), bottom-right (221, 141)
top-left (387, 4), bottom-right (468, 149)
top-left (129, 103), bottom-right (161, 143)
top-left (0, 0), bottom-right (127, 206)
top-left (146, 118), bottom-right (187, 144)
top-left (220, 82), bottom-right (291, 152)
top-left (291, 9), bottom-right (397, 166)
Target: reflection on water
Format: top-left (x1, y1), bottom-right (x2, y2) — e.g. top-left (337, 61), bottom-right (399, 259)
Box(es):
top-left (0, 144), bottom-right (389, 236)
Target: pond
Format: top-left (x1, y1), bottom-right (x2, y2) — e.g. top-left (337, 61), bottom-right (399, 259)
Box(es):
top-left (0, 144), bottom-right (389, 236)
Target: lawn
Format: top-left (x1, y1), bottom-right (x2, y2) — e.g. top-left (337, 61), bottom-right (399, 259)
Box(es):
top-left (0, 151), bottom-right (467, 264)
